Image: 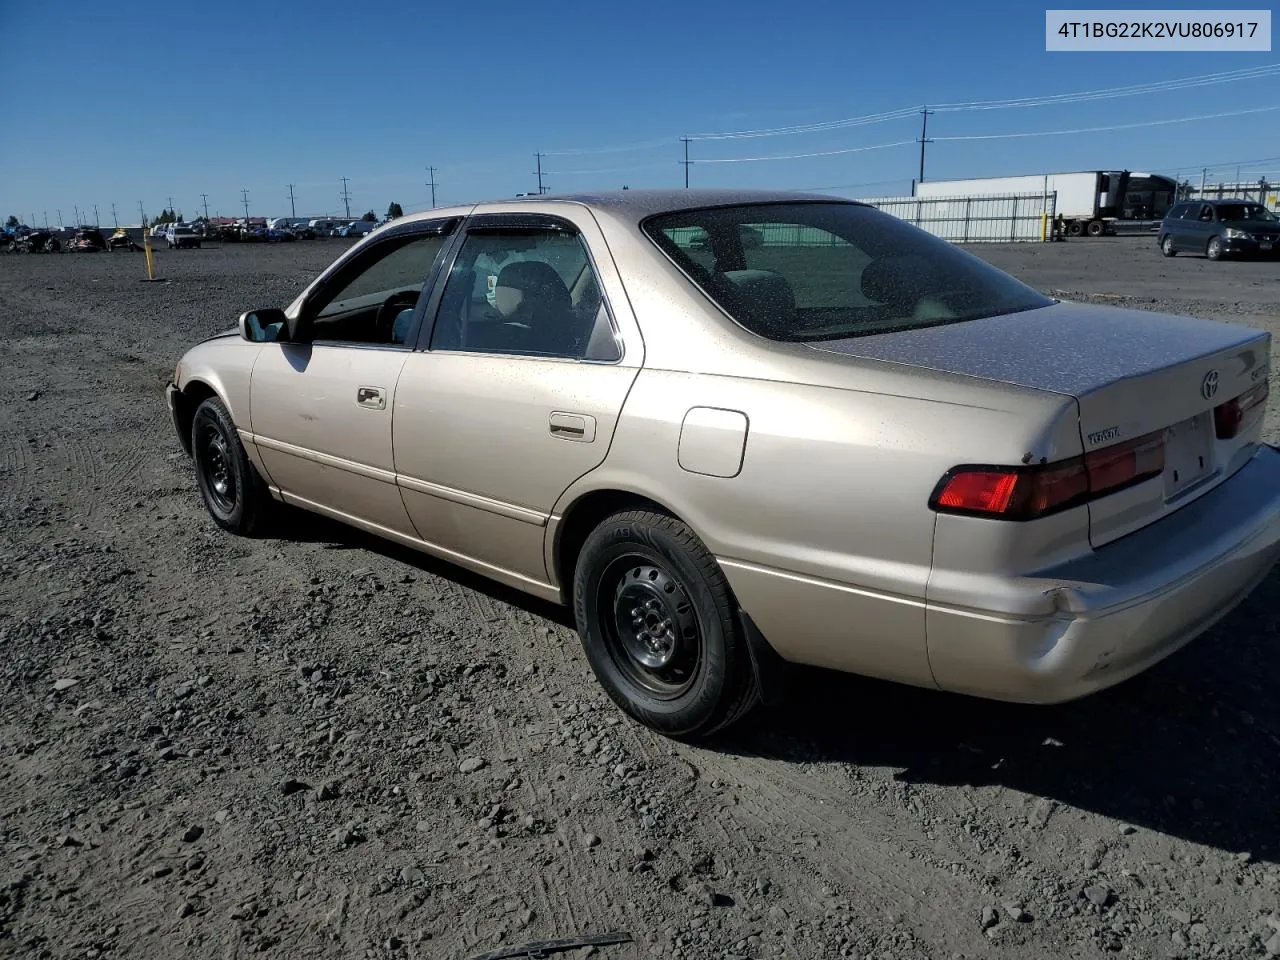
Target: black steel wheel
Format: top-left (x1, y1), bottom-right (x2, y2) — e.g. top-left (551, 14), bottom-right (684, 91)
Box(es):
top-left (574, 508), bottom-right (761, 739)
top-left (190, 395), bottom-right (269, 535)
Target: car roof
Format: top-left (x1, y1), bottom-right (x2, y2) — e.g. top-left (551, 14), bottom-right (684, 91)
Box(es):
top-left (392, 188), bottom-right (861, 228)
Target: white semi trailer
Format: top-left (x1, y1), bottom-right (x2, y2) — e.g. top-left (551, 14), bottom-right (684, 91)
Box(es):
top-left (914, 170), bottom-right (1178, 237)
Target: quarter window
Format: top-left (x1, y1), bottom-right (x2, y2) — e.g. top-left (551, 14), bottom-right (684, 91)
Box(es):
top-left (304, 232), bottom-right (447, 346)
top-left (430, 226), bottom-right (620, 361)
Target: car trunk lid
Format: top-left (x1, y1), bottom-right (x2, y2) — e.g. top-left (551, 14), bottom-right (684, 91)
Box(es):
top-left (811, 301), bottom-right (1271, 546)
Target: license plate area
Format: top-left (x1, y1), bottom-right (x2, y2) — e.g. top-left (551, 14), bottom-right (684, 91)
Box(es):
top-left (1261, 241), bottom-right (1274, 251)
top-left (1163, 413), bottom-right (1214, 499)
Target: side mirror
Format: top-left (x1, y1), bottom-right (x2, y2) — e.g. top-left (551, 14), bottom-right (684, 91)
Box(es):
top-left (238, 308), bottom-right (287, 342)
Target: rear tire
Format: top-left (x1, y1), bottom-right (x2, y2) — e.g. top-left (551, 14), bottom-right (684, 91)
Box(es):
top-left (1086, 219), bottom-right (1105, 237)
top-left (1066, 220), bottom-right (1084, 237)
top-left (573, 509), bottom-right (761, 739)
top-left (1160, 235), bottom-right (1176, 257)
top-left (1206, 236), bottom-right (1223, 261)
top-left (191, 396), bottom-right (270, 535)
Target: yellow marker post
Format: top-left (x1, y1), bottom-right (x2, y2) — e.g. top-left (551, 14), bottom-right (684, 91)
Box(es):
top-left (142, 225), bottom-right (156, 279)
top-left (139, 220), bottom-right (163, 282)
top-left (1040, 212), bottom-right (1048, 242)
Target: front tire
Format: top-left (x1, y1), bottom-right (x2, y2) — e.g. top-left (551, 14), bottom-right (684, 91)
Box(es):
top-left (573, 509), bottom-right (761, 739)
top-left (191, 396), bottom-right (270, 535)
top-left (1206, 236), bottom-right (1223, 261)
top-left (1161, 235), bottom-right (1176, 257)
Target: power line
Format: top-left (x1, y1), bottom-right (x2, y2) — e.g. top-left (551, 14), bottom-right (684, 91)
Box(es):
top-left (541, 161), bottom-right (673, 176)
top-left (932, 104), bottom-right (1280, 142)
top-left (541, 136), bottom-right (674, 157)
top-left (694, 139), bottom-right (914, 164)
top-left (339, 177), bottom-right (351, 218)
top-left (934, 63), bottom-right (1280, 112)
top-left (690, 62), bottom-right (1280, 141)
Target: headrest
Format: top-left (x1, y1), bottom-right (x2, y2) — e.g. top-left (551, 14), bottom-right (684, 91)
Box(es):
top-left (494, 260), bottom-right (570, 319)
top-left (720, 269), bottom-right (796, 330)
top-left (861, 254), bottom-right (956, 303)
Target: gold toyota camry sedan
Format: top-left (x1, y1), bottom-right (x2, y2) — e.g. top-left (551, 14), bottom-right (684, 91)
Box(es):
top-left (166, 189), bottom-right (1280, 739)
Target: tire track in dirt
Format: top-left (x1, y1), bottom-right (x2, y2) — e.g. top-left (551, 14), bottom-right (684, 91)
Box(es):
top-left (683, 748), bottom-right (977, 934)
top-left (0, 432), bottom-right (34, 509)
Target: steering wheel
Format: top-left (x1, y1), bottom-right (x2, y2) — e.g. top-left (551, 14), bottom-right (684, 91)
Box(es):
top-left (375, 290), bottom-right (420, 343)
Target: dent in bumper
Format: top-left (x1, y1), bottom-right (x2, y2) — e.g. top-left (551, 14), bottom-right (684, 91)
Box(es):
top-left (926, 446), bottom-right (1280, 702)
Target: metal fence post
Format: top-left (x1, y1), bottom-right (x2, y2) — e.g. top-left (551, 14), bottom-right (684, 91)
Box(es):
top-left (963, 198), bottom-right (971, 243)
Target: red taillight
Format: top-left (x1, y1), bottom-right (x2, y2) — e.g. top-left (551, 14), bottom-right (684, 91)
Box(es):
top-left (1084, 430), bottom-right (1165, 494)
top-left (931, 429), bottom-right (1166, 521)
top-left (1214, 380), bottom-right (1269, 439)
top-left (934, 470), bottom-right (1022, 514)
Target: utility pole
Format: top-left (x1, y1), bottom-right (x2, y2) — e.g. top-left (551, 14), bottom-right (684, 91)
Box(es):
top-left (58, 209), bottom-right (64, 228)
top-left (917, 108), bottom-right (934, 184)
top-left (680, 137), bottom-right (692, 189)
top-left (74, 205), bottom-right (82, 226)
top-left (93, 204), bottom-right (100, 226)
top-left (167, 196), bottom-right (174, 216)
top-left (111, 203), bottom-right (118, 227)
top-left (1200, 168), bottom-right (1207, 195)
top-left (200, 194), bottom-right (209, 220)
top-left (425, 166), bottom-right (437, 207)
top-left (533, 154), bottom-right (547, 195)
top-left (241, 188), bottom-right (250, 219)
top-left (339, 177), bottom-right (352, 218)
top-left (287, 184), bottom-right (296, 218)
top-left (137, 201), bottom-right (144, 227)
top-left (43, 211), bottom-right (48, 228)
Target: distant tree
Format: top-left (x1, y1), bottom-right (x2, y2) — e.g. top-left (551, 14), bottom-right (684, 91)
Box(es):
top-left (362, 210), bottom-right (377, 222)
top-left (4, 215), bottom-right (18, 228)
top-left (386, 202), bottom-right (403, 219)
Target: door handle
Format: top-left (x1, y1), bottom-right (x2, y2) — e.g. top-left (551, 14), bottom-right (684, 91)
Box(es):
top-left (356, 385), bottom-right (386, 409)
top-left (549, 411), bottom-right (596, 442)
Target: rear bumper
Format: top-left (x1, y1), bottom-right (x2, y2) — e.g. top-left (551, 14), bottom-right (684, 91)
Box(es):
top-left (926, 445), bottom-right (1280, 703)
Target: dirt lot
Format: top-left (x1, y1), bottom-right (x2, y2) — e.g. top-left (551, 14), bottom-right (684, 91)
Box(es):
top-left (2, 236), bottom-right (1279, 960)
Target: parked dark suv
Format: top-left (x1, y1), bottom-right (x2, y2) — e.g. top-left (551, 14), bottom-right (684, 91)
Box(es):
top-left (1159, 199), bottom-right (1279, 261)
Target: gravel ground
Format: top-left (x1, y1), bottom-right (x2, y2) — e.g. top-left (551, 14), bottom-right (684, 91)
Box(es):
top-left (2, 236), bottom-right (1279, 960)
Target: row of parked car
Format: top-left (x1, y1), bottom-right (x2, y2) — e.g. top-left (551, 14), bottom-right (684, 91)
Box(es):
top-left (146, 217), bottom-right (381, 246)
top-left (2, 225), bottom-right (143, 254)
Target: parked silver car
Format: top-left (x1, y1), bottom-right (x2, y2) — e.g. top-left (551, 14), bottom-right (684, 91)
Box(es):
top-left (166, 189), bottom-right (1280, 738)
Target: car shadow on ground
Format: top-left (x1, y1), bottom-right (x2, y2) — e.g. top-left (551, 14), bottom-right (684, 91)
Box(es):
top-left (721, 570), bottom-right (1280, 862)
top-left (269, 508), bottom-right (1280, 861)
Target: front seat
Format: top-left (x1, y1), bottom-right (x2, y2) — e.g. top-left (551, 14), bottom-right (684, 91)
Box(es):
top-left (493, 260), bottom-right (578, 356)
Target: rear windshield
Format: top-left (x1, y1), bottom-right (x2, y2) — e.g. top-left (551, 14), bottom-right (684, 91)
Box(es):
top-left (1214, 203), bottom-right (1276, 222)
top-left (642, 202), bottom-right (1053, 342)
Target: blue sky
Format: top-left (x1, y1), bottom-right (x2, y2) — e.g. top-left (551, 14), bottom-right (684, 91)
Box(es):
top-left (1, 0), bottom-right (1276, 225)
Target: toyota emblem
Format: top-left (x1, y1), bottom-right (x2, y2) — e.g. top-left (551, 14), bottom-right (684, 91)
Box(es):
top-left (1201, 369), bottom-right (1220, 399)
